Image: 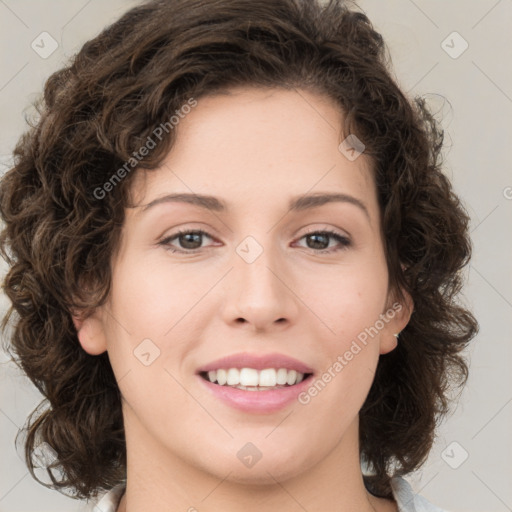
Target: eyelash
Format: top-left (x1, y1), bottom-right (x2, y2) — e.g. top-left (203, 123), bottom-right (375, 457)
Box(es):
top-left (158, 228), bottom-right (351, 254)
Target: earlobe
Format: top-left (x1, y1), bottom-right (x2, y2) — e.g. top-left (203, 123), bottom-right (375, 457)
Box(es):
top-left (72, 309), bottom-right (108, 356)
top-left (379, 289), bottom-right (414, 355)
top-left (379, 333), bottom-right (398, 355)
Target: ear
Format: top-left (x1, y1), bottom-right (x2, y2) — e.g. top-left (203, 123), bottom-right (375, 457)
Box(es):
top-left (378, 287), bottom-right (414, 355)
top-left (72, 308), bottom-right (108, 356)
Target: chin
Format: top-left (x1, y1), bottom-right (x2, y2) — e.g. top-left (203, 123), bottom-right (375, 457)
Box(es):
top-left (199, 446), bottom-right (314, 486)
top-left (225, 463), bottom-right (308, 486)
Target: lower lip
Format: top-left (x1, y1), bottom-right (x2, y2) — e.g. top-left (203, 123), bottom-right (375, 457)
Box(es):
top-left (197, 375), bottom-right (313, 413)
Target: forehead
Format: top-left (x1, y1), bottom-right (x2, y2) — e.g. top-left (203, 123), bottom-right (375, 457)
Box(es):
top-left (129, 87), bottom-right (377, 216)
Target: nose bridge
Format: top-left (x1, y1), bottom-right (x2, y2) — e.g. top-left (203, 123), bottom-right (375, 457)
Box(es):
top-left (234, 233), bottom-right (284, 299)
top-left (223, 232), bottom-right (297, 328)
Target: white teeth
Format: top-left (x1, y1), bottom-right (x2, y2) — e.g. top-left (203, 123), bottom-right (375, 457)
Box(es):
top-left (226, 368), bottom-right (240, 385)
top-left (204, 367), bottom-right (307, 387)
top-left (259, 368), bottom-right (277, 386)
top-left (216, 369), bottom-right (227, 385)
top-left (286, 369), bottom-right (297, 385)
top-left (276, 368), bottom-right (288, 385)
top-left (239, 368), bottom-right (259, 386)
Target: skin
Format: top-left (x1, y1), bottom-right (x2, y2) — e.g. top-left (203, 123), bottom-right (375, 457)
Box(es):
top-left (74, 87), bottom-right (413, 512)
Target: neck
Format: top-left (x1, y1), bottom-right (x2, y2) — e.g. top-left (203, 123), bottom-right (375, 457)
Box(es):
top-left (116, 408), bottom-right (394, 512)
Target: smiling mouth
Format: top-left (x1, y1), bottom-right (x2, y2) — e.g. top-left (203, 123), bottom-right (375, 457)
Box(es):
top-left (199, 368), bottom-right (313, 391)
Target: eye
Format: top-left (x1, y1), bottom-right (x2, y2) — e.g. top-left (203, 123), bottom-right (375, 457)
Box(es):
top-left (294, 229), bottom-right (351, 253)
top-left (158, 229), bottom-right (215, 253)
top-left (158, 228), bottom-right (351, 254)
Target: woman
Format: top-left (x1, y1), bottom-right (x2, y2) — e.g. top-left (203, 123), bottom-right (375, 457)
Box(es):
top-left (0, 0), bottom-right (478, 511)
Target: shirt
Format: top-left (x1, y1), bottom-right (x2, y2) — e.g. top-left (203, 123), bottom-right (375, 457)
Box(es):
top-left (86, 476), bottom-right (447, 511)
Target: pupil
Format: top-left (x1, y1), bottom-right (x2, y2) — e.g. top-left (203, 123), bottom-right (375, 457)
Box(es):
top-left (308, 233), bottom-right (328, 249)
top-left (181, 233), bottom-right (201, 249)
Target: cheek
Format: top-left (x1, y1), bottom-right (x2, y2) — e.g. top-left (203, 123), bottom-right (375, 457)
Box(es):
top-left (107, 251), bottom-right (205, 338)
top-left (305, 259), bottom-right (388, 395)
top-left (299, 282), bottom-right (387, 430)
top-left (312, 263), bottom-right (388, 340)
top-left (103, 260), bottom-right (196, 420)
top-left (104, 252), bottom-right (212, 390)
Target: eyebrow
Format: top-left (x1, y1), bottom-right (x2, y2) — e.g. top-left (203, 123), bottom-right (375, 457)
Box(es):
top-left (139, 192), bottom-right (370, 220)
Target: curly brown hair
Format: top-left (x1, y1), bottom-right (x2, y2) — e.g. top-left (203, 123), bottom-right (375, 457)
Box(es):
top-left (0, 0), bottom-right (478, 502)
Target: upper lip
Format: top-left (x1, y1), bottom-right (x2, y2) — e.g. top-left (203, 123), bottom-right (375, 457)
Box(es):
top-left (197, 352), bottom-right (314, 374)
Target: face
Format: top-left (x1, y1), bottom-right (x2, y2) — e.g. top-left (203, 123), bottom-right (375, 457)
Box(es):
top-left (76, 87), bottom-right (411, 486)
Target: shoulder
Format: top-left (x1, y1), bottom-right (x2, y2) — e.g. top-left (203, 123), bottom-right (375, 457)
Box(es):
top-left (390, 476), bottom-right (449, 512)
top-left (84, 483), bottom-right (126, 512)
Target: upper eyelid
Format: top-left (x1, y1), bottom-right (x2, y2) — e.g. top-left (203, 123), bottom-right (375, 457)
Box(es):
top-left (160, 227), bottom-right (351, 250)
top-left (160, 226), bottom-right (350, 240)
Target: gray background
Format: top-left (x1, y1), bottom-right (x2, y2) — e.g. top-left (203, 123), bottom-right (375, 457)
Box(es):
top-left (1, 1), bottom-right (511, 511)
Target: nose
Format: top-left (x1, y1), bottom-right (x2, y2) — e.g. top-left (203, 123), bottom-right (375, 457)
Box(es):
top-left (221, 237), bottom-right (299, 332)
